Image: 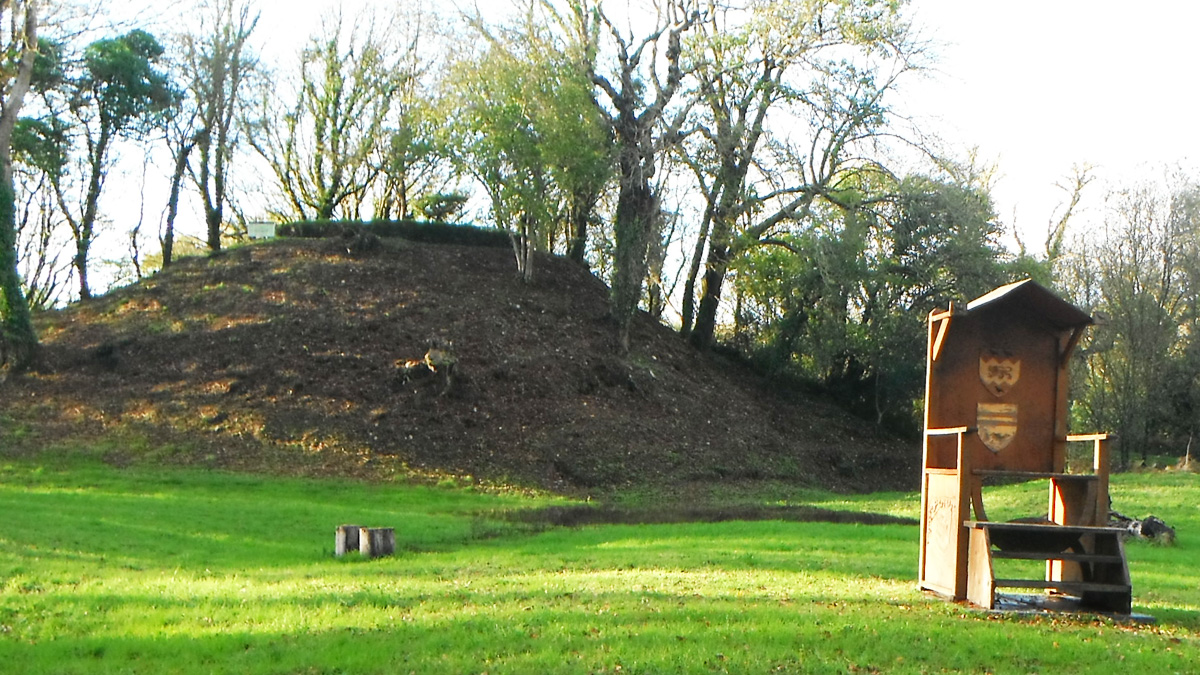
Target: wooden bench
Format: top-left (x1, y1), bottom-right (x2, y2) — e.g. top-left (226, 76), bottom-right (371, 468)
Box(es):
top-left (965, 520), bottom-right (1131, 613)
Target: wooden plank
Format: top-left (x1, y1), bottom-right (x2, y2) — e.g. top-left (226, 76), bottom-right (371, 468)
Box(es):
top-left (991, 551), bottom-right (1124, 564)
top-left (1050, 476), bottom-right (1096, 528)
top-left (1093, 436), bottom-right (1112, 528)
top-left (953, 421), bottom-right (971, 599)
top-left (1059, 326), bottom-right (1087, 367)
top-left (920, 579), bottom-right (956, 598)
top-left (967, 527), bottom-right (995, 609)
top-left (964, 521), bottom-right (1126, 535)
top-left (929, 308), bottom-right (955, 323)
top-left (926, 426), bottom-right (971, 437)
top-left (922, 472), bottom-right (968, 598)
top-left (970, 481), bottom-right (987, 522)
top-left (931, 316), bottom-right (952, 361)
top-left (992, 579), bottom-right (1131, 594)
top-left (972, 470), bottom-right (1098, 481)
top-left (1065, 433), bottom-right (1110, 442)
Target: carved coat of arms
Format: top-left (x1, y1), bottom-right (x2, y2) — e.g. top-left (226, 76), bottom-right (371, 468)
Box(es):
top-left (979, 350), bottom-right (1020, 398)
top-left (977, 402), bottom-right (1018, 453)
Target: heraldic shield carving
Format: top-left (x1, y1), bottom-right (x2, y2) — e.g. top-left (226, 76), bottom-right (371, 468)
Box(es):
top-left (979, 350), bottom-right (1020, 397)
top-left (977, 402), bottom-right (1018, 453)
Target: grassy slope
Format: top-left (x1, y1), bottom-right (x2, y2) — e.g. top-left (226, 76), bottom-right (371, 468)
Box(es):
top-left (0, 239), bottom-right (913, 494)
top-left (1, 458), bottom-right (1196, 674)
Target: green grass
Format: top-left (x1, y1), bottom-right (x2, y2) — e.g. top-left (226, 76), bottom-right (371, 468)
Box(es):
top-left (1, 457), bottom-right (1197, 674)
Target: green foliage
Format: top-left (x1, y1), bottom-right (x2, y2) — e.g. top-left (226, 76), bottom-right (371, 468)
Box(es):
top-left (23, 27), bottom-right (179, 300)
top-left (679, 0), bottom-right (922, 348)
top-left (444, 25), bottom-right (612, 280)
top-left (0, 458), bottom-right (1196, 674)
top-left (732, 171), bottom-right (1015, 433)
top-left (81, 29), bottom-right (178, 135)
top-left (277, 219), bottom-right (510, 248)
top-left (414, 191), bottom-right (469, 222)
top-left (374, 106), bottom-right (444, 220)
top-left (29, 38), bottom-right (66, 92)
top-left (10, 117), bottom-right (66, 175)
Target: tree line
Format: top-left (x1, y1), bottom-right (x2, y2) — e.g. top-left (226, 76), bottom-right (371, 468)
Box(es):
top-left (0, 0), bottom-right (1196, 466)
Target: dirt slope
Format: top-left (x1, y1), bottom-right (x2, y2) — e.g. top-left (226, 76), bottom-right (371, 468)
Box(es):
top-left (0, 238), bottom-right (917, 493)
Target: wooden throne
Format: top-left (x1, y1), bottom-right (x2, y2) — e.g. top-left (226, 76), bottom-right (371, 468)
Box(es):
top-left (918, 280), bottom-right (1131, 614)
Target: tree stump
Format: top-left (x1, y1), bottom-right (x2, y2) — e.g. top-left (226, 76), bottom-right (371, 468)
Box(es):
top-left (335, 525), bottom-right (361, 556)
top-left (359, 527), bottom-right (396, 558)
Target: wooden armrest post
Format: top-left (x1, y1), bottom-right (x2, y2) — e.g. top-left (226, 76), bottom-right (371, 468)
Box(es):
top-left (952, 426), bottom-right (973, 598)
top-left (1059, 434), bottom-right (1112, 527)
top-left (1093, 436), bottom-right (1111, 526)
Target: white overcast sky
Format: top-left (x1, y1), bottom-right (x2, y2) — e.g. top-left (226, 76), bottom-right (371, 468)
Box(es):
top-left (900, 0), bottom-right (1200, 246)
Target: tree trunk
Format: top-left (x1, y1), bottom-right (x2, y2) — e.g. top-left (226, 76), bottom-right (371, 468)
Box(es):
top-left (513, 214), bottom-right (535, 284)
top-left (317, 197), bottom-right (336, 221)
top-left (205, 205), bottom-right (223, 252)
top-left (74, 237), bottom-right (91, 300)
top-left (0, 178), bottom-right (38, 371)
top-left (610, 178), bottom-right (657, 353)
top-left (576, 0), bottom-right (696, 353)
top-left (679, 206), bottom-right (712, 338)
top-left (690, 194), bottom-right (739, 349)
top-left (646, 226), bottom-right (667, 320)
top-left (690, 241), bottom-right (732, 350)
top-left (566, 198), bottom-right (589, 265)
top-left (201, 141), bottom-right (224, 251)
top-left (0, 0), bottom-right (40, 371)
top-left (163, 141), bottom-right (193, 267)
top-left (75, 128), bottom-right (112, 301)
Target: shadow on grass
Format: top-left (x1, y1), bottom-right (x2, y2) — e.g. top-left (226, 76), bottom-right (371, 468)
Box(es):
top-left (495, 503), bottom-right (917, 528)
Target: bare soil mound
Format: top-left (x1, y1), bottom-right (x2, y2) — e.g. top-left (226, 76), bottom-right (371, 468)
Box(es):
top-left (0, 238), bottom-right (917, 494)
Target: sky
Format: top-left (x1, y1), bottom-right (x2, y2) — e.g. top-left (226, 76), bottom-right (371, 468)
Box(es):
top-left (110, 0), bottom-right (1200, 257)
top-left (899, 0), bottom-right (1200, 247)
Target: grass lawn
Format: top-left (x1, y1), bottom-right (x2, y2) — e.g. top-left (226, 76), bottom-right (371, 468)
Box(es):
top-left (1, 456), bottom-right (1197, 674)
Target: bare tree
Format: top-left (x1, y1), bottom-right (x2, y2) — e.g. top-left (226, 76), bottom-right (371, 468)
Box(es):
top-left (179, 0), bottom-right (258, 251)
top-left (677, 0), bottom-right (923, 349)
top-left (160, 104), bottom-right (195, 267)
top-left (370, 4), bottom-right (443, 222)
top-left (1010, 163), bottom-right (1093, 285)
top-left (567, 0), bottom-right (700, 353)
top-left (246, 10), bottom-right (406, 221)
top-left (13, 170), bottom-right (71, 309)
top-left (41, 29), bottom-right (177, 299)
top-left (1065, 173), bottom-right (1200, 465)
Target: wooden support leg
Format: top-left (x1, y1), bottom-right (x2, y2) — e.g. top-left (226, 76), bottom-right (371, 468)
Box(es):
top-left (967, 528), bottom-right (995, 609)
